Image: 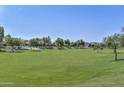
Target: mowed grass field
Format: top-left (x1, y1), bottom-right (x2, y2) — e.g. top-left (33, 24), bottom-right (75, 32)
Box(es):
top-left (0, 48), bottom-right (124, 86)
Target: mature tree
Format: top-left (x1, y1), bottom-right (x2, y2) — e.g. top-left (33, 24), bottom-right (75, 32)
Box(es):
top-left (119, 34), bottom-right (124, 47)
top-left (43, 36), bottom-right (51, 46)
top-left (28, 36), bottom-right (52, 49)
top-left (0, 26), bottom-right (4, 42)
top-left (103, 33), bottom-right (120, 61)
top-left (120, 27), bottom-right (124, 47)
top-left (55, 38), bottom-right (64, 49)
top-left (4, 35), bottom-right (22, 51)
top-left (64, 39), bottom-right (71, 48)
top-left (22, 40), bottom-right (29, 46)
top-left (75, 39), bottom-right (85, 48)
top-left (13, 38), bottom-right (22, 49)
top-left (4, 35), bottom-right (13, 46)
top-left (29, 38), bottom-right (39, 47)
top-left (38, 38), bottom-right (44, 47)
top-left (70, 42), bottom-right (76, 48)
top-left (47, 36), bottom-right (51, 46)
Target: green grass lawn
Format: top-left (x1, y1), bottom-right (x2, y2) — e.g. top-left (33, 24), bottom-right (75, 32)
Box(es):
top-left (0, 48), bottom-right (124, 86)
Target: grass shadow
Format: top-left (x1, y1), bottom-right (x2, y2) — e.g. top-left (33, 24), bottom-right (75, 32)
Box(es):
top-left (109, 58), bottom-right (124, 62)
top-left (116, 58), bottom-right (124, 62)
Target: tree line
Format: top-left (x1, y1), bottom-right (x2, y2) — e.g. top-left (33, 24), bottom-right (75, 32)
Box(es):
top-left (2, 26), bottom-right (124, 61)
top-left (0, 26), bottom-right (85, 49)
top-left (3, 34), bottom-right (85, 49)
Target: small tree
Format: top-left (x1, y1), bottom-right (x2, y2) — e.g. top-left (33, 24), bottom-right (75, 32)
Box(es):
top-left (70, 42), bottom-right (76, 48)
top-left (103, 34), bottom-right (120, 61)
top-left (93, 43), bottom-right (99, 53)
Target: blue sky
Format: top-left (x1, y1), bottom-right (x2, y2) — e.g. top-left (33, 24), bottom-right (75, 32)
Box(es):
top-left (0, 5), bottom-right (124, 42)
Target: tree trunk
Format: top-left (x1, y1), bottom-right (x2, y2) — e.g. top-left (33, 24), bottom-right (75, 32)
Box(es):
top-left (114, 46), bottom-right (117, 61)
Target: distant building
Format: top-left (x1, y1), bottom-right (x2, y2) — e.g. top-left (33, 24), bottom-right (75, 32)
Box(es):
top-left (84, 42), bottom-right (90, 48)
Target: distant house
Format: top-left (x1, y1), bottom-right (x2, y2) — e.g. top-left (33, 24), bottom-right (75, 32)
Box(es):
top-left (84, 42), bottom-right (90, 48)
top-left (89, 42), bottom-right (99, 47)
top-left (84, 42), bottom-right (99, 48)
